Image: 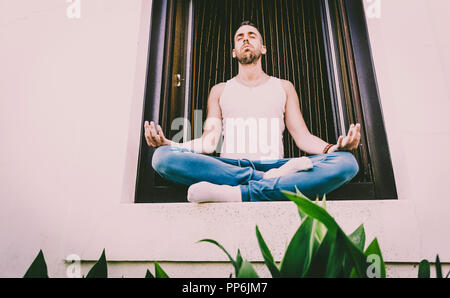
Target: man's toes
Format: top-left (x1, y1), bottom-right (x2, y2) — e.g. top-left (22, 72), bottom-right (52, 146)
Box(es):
top-left (187, 182), bottom-right (205, 203)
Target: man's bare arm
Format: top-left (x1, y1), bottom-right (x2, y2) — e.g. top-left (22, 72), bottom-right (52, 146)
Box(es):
top-left (283, 80), bottom-right (361, 154)
top-left (145, 83), bottom-right (224, 154)
top-left (282, 80), bottom-right (329, 155)
top-left (180, 83), bottom-right (224, 154)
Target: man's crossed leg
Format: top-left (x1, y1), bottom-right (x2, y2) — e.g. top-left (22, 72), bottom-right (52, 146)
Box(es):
top-left (151, 145), bottom-right (359, 203)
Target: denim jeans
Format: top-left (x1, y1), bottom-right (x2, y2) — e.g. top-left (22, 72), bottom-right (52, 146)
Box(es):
top-left (151, 145), bottom-right (359, 202)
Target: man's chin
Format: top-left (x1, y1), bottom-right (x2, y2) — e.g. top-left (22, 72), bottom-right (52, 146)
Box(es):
top-left (238, 54), bottom-right (260, 65)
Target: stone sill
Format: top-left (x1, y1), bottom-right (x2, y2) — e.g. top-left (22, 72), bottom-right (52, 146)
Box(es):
top-left (61, 199), bottom-right (422, 264)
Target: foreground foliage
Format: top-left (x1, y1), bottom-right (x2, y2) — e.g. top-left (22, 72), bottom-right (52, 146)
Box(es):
top-left (418, 255), bottom-right (450, 278)
top-left (25, 188), bottom-right (400, 278)
top-left (200, 187), bottom-right (386, 278)
top-left (23, 249), bottom-right (169, 278)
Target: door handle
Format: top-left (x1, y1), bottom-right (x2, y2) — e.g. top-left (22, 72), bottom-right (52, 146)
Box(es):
top-left (175, 74), bottom-right (184, 87)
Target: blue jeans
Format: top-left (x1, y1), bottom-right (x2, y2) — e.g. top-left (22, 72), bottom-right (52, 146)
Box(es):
top-left (151, 145), bottom-right (359, 202)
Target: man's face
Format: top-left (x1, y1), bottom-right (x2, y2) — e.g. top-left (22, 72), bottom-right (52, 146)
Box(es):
top-left (233, 25), bottom-right (267, 65)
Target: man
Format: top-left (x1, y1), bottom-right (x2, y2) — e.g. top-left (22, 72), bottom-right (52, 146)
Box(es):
top-left (144, 21), bottom-right (361, 203)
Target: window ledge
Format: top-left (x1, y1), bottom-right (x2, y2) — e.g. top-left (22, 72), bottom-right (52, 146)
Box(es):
top-left (61, 199), bottom-right (422, 263)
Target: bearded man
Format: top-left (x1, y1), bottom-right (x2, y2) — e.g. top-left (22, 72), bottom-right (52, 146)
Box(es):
top-left (144, 21), bottom-right (361, 203)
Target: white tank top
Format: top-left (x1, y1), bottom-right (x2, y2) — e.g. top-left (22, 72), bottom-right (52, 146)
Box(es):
top-left (218, 76), bottom-right (286, 161)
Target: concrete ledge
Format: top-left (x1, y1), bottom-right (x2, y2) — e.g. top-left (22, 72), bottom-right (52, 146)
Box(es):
top-left (61, 200), bottom-right (422, 264)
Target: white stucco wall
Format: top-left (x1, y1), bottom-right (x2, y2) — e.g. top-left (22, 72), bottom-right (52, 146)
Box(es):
top-left (364, 0), bottom-right (450, 260)
top-left (0, 0), bottom-right (143, 276)
top-left (0, 0), bottom-right (449, 278)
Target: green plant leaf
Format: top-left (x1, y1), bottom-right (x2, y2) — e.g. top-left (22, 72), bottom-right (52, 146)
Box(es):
top-left (86, 249), bottom-right (108, 278)
top-left (314, 200), bottom-right (327, 244)
top-left (282, 191), bottom-right (339, 235)
top-left (364, 238), bottom-right (386, 278)
top-left (155, 262), bottom-right (169, 278)
top-left (435, 255), bottom-right (443, 278)
top-left (279, 216), bottom-right (316, 277)
top-left (24, 250), bottom-right (49, 278)
top-left (342, 224), bottom-right (366, 276)
top-left (199, 239), bottom-right (239, 277)
top-left (236, 249), bottom-right (243, 274)
top-left (236, 260), bottom-right (259, 278)
top-left (307, 229), bottom-right (350, 278)
top-left (306, 230), bottom-right (336, 277)
top-left (145, 269), bottom-right (155, 278)
top-left (348, 224), bottom-right (366, 251)
top-left (325, 230), bottom-right (347, 278)
top-left (294, 188), bottom-right (327, 245)
top-left (418, 260), bottom-right (430, 278)
top-left (314, 222), bottom-right (327, 244)
top-left (294, 186), bottom-right (307, 220)
top-left (342, 236), bottom-right (368, 278)
top-left (321, 194), bottom-right (327, 209)
top-left (255, 226), bottom-right (280, 278)
top-left (283, 191), bottom-right (368, 278)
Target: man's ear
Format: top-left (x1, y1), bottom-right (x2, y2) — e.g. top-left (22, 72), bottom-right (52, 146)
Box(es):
top-left (232, 49), bottom-right (236, 58)
top-left (261, 45), bottom-right (267, 55)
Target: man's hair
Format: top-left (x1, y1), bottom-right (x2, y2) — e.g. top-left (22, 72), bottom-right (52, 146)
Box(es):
top-left (234, 20), bottom-right (264, 43)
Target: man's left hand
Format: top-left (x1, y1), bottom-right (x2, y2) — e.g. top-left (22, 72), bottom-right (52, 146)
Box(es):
top-left (329, 123), bottom-right (361, 153)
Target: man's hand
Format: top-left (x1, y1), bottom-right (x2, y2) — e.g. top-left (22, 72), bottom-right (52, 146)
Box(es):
top-left (144, 121), bottom-right (171, 148)
top-left (329, 123), bottom-right (361, 153)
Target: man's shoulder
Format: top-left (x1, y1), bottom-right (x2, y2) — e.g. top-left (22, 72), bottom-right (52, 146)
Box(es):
top-left (275, 78), bottom-right (296, 93)
top-left (211, 82), bottom-right (226, 93)
top-left (212, 82), bottom-right (227, 89)
top-left (278, 78), bottom-right (294, 88)
top-left (208, 82), bottom-right (227, 100)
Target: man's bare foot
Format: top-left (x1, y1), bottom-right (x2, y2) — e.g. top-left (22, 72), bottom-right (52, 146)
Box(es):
top-left (187, 181), bottom-right (242, 203)
top-left (263, 157), bottom-right (313, 179)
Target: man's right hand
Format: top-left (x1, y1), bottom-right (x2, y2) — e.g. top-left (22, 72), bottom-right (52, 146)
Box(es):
top-left (144, 121), bottom-right (172, 148)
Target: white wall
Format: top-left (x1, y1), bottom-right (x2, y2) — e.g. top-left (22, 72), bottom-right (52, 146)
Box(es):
top-left (0, 0), bottom-right (143, 277)
top-left (364, 0), bottom-right (450, 259)
top-left (0, 0), bottom-right (449, 278)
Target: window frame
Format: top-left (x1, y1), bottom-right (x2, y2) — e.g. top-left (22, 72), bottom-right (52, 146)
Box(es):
top-left (342, 0), bottom-right (397, 200)
top-left (135, 0), bottom-right (397, 203)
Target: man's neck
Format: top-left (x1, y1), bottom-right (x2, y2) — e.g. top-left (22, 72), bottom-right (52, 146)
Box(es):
top-left (236, 60), bottom-right (268, 83)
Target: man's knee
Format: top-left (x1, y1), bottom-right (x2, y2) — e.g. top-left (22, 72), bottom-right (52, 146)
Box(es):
top-left (151, 145), bottom-right (174, 175)
top-left (335, 152), bottom-right (359, 182)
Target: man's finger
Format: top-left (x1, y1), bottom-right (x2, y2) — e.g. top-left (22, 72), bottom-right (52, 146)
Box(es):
top-left (146, 135), bottom-right (156, 147)
top-left (352, 127), bottom-right (361, 142)
top-left (348, 137), bottom-right (357, 150)
top-left (349, 132), bottom-right (361, 150)
top-left (145, 127), bottom-right (154, 145)
top-left (348, 128), bottom-right (356, 145)
top-left (153, 124), bottom-right (163, 146)
top-left (354, 132), bottom-right (362, 148)
top-left (348, 124), bottom-right (355, 137)
top-left (151, 122), bottom-right (162, 144)
top-left (149, 122), bottom-right (155, 135)
top-left (349, 124), bottom-right (359, 145)
top-left (149, 122), bottom-right (161, 145)
top-left (353, 124), bottom-right (361, 141)
top-left (337, 136), bottom-right (343, 148)
top-left (157, 125), bottom-right (165, 139)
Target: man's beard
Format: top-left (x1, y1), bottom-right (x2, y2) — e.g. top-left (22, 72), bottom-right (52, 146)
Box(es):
top-left (237, 50), bottom-right (261, 65)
